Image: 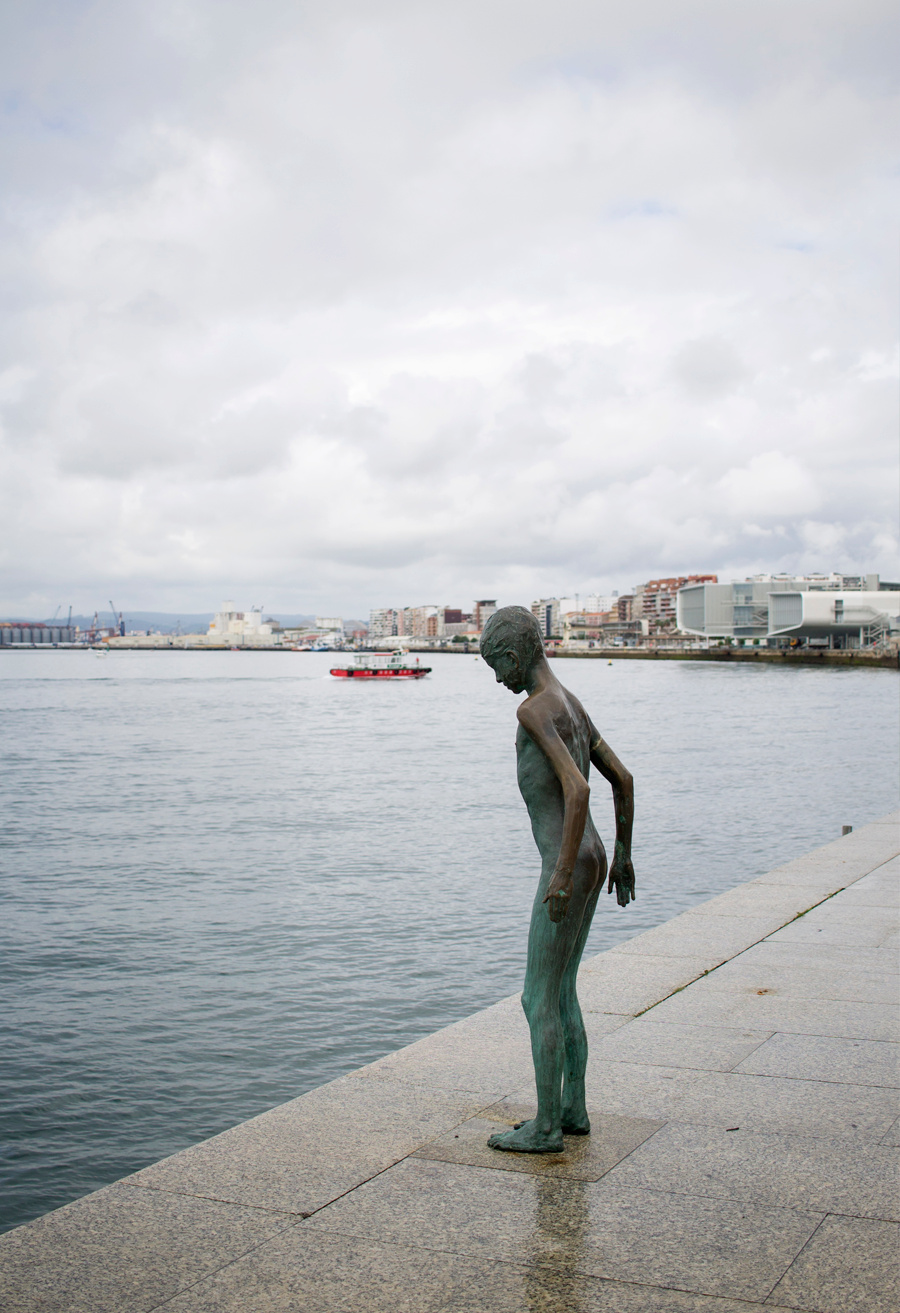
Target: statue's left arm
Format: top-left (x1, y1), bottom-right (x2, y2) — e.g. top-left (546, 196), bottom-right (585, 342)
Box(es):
top-left (589, 728), bottom-right (635, 907)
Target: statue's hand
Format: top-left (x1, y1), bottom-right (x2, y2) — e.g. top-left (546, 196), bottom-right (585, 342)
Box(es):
top-left (544, 869), bottom-right (573, 922)
top-left (607, 848), bottom-right (636, 907)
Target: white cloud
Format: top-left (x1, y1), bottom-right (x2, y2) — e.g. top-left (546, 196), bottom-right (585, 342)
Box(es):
top-left (717, 451), bottom-right (820, 519)
top-left (0, 0), bottom-right (897, 615)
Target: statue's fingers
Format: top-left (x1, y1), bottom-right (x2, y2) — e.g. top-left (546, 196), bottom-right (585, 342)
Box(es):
top-left (618, 882), bottom-right (635, 908)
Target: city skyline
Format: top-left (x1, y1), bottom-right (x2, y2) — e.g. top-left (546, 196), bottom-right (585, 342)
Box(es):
top-left (4, 564), bottom-right (896, 629)
top-left (7, 567), bottom-right (895, 649)
top-left (1, 2), bottom-right (896, 619)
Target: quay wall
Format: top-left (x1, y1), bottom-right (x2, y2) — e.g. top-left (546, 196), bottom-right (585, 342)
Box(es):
top-left (5, 642), bottom-right (894, 667)
top-left (548, 645), bottom-right (900, 669)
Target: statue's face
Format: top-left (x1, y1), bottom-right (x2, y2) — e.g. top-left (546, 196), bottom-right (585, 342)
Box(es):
top-left (488, 648), bottom-right (525, 694)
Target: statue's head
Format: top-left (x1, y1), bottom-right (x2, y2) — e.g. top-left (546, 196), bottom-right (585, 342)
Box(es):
top-left (480, 606), bottom-right (545, 693)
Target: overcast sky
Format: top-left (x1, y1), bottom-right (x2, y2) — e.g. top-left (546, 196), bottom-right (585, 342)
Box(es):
top-left (0, 0), bottom-right (897, 618)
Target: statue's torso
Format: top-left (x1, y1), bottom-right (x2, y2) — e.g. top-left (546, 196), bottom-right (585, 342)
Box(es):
top-left (515, 688), bottom-right (602, 865)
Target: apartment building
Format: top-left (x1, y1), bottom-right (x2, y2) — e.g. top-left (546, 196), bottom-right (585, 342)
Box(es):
top-left (633, 576), bottom-right (718, 630)
top-left (531, 598), bottom-right (582, 638)
top-left (367, 602), bottom-right (491, 642)
top-left (368, 608), bottom-right (399, 640)
top-left (474, 600), bottom-right (498, 630)
top-left (561, 611), bottom-right (614, 642)
top-left (398, 606), bottom-right (438, 639)
top-left (585, 593), bottom-right (617, 614)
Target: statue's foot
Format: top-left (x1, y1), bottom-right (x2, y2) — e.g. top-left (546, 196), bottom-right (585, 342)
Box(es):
top-left (562, 1102), bottom-right (588, 1134)
top-left (487, 1119), bottom-right (564, 1154)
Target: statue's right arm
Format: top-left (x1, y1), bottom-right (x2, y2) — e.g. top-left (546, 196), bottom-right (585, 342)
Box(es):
top-left (589, 726), bottom-right (636, 906)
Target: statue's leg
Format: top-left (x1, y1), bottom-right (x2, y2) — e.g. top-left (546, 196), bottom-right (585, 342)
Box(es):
top-left (560, 871), bottom-right (601, 1134)
top-left (488, 868), bottom-right (592, 1154)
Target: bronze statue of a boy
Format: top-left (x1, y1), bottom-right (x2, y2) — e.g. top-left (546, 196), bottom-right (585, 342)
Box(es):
top-left (480, 606), bottom-right (635, 1153)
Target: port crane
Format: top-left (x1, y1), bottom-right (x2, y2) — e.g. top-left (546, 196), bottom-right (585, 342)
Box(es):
top-left (109, 601), bottom-right (125, 637)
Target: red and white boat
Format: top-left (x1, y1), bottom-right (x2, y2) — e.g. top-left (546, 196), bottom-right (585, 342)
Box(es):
top-left (330, 649), bottom-right (431, 679)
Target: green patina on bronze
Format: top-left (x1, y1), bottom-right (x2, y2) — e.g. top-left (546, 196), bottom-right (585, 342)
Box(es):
top-left (480, 606), bottom-right (635, 1153)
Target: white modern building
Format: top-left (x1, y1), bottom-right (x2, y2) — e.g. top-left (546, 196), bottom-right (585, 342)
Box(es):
top-left (767, 591), bottom-right (900, 646)
top-left (677, 575), bottom-right (899, 647)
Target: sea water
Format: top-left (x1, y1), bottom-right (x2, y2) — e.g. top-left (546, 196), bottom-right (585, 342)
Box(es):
top-left (1, 649), bottom-right (897, 1231)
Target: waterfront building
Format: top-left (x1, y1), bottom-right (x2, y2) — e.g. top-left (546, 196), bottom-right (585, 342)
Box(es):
top-left (399, 606), bottom-right (438, 639)
top-left (633, 576), bottom-right (717, 631)
top-left (531, 598), bottom-right (559, 638)
top-left (530, 598), bottom-right (574, 638)
top-left (585, 593), bottom-right (617, 614)
top-left (0, 622), bottom-right (76, 645)
top-left (767, 590), bottom-right (900, 646)
top-left (677, 574), bottom-right (900, 647)
top-left (315, 616), bottom-right (344, 637)
top-left (208, 602), bottom-right (276, 639)
top-left (474, 600), bottom-right (498, 630)
top-left (442, 619), bottom-right (477, 638)
top-left (530, 598), bottom-right (580, 639)
top-left (558, 607), bottom-right (647, 647)
top-left (368, 608), bottom-right (398, 640)
top-left (440, 607), bottom-right (476, 639)
top-left (562, 610), bottom-right (613, 642)
top-left (364, 600), bottom-right (497, 644)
